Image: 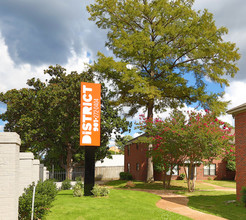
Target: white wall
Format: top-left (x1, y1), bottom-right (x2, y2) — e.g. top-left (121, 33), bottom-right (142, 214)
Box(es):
top-left (0, 132), bottom-right (20, 220)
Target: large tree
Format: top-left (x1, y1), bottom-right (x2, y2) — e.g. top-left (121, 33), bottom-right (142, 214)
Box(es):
top-left (0, 65), bottom-right (130, 179)
top-left (87, 0), bottom-right (240, 181)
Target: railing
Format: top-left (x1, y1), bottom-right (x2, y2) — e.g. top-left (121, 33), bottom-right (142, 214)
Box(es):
top-left (49, 171), bottom-right (84, 182)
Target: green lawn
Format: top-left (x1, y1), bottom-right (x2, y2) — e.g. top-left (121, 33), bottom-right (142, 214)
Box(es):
top-left (106, 180), bottom-right (214, 191)
top-left (187, 190), bottom-right (246, 220)
top-left (46, 189), bottom-right (191, 220)
top-left (203, 180), bottom-right (236, 188)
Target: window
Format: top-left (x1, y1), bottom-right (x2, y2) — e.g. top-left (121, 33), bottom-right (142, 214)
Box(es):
top-left (204, 164), bottom-right (216, 175)
top-left (166, 165), bottom-right (179, 176)
top-left (127, 145), bottom-right (130, 156)
top-left (136, 163), bottom-right (140, 171)
top-left (136, 143), bottom-right (139, 150)
top-left (127, 163), bottom-right (130, 172)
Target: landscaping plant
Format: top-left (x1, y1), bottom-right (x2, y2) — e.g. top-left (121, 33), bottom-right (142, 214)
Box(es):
top-left (19, 180), bottom-right (58, 220)
top-left (139, 110), bottom-right (234, 192)
top-left (91, 184), bottom-right (110, 197)
top-left (61, 179), bottom-right (72, 190)
top-left (120, 172), bottom-right (133, 180)
top-left (241, 187), bottom-right (246, 207)
top-left (73, 183), bottom-right (83, 197)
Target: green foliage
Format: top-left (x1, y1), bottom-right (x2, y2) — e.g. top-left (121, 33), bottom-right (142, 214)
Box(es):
top-left (61, 179), bottom-right (72, 190)
top-left (73, 183), bottom-right (83, 197)
top-left (139, 110), bottom-right (234, 191)
top-left (120, 172), bottom-right (133, 180)
top-left (226, 160), bottom-right (236, 172)
top-left (0, 65), bottom-right (130, 178)
top-left (115, 135), bottom-right (133, 152)
top-left (91, 184), bottom-right (110, 197)
top-left (18, 180), bottom-right (58, 220)
top-left (75, 176), bottom-right (82, 182)
top-left (241, 187), bottom-right (246, 206)
top-left (74, 177), bottom-right (84, 189)
top-left (88, 0), bottom-right (240, 117)
top-left (179, 173), bottom-right (186, 180)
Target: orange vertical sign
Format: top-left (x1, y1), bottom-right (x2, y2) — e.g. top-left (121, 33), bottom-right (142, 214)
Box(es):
top-left (80, 82), bottom-right (101, 146)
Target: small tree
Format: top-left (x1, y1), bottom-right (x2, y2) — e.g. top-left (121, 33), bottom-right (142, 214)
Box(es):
top-left (139, 110), bottom-right (234, 192)
top-left (115, 135), bottom-right (133, 153)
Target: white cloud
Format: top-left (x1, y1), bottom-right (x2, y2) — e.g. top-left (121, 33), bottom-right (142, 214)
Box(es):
top-left (0, 34), bottom-right (91, 93)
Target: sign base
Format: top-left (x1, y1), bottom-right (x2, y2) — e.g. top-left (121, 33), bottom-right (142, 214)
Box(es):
top-left (84, 146), bottom-right (96, 196)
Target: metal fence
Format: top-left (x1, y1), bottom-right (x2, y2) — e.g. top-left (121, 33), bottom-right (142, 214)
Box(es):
top-left (49, 171), bottom-right (84, 182)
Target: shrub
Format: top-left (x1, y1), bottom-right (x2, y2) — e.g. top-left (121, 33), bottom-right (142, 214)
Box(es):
top-left (73, 177), bottom-right (83, 189)
top-left (91, 184), bottom-right (110, 197)
top-left (120, 172), bottom-right (133, 180)
top-left (19, 180), bottom-right (58, 220)
top-left (73, 183), bottom-right (83, 197)
top-left (179, 173), bottom-right (185, 180)
top-left (75, 176), bottom-right (82, 182)
top-left (61, 179), bottom-right (72, 190)
top-left (241, 187), bottom-right (246, 207)
top-left (226, 160), bottom-right (236, 172)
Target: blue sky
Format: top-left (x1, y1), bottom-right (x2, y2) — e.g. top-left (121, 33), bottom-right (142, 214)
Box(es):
top-left (1, 0), bottom-right (246, 144)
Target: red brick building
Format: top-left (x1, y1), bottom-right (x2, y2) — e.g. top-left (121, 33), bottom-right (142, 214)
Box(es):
top-left (227, 103), bottom-right (246, 200)
top-left (124, 137), bottom-right (235, 182)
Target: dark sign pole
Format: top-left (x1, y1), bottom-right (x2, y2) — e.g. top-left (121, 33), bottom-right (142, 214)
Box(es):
top-left (84, 146), bottom-right (96, 196)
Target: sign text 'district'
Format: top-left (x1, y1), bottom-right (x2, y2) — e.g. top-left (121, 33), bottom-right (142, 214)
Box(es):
top-left (80, 82), bottom-right (101, 146)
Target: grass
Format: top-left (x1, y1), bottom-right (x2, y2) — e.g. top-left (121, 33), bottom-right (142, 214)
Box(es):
top-left (203, 180), bottom-right (236, 188)
top-left (46, 189), bottom-right (191, 220)
top-left (186, 190), bottom-right (246, 220)
top-left (106, 180), bottom-right (214, 191)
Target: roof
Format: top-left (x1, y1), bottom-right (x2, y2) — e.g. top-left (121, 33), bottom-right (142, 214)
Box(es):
top-left (95, 155), bottom-right (124, 167)
top-left (125, 133), bottom-right (145, 145)
top-left (227, 103), bottom-right (246, 117)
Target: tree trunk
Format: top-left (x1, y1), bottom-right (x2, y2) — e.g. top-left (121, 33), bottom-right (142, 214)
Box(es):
top-left (146, 100), bottom-right (154, 182)
top-left (167, 166), bottom-right (173, 189)
top-left (162, 171), bottom-right (167, 189)
top-left (66, 143), bottom-right (73, 180)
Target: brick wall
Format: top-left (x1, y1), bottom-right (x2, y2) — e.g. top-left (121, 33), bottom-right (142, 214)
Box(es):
top-left (124, 143), bottom-right (148, 181)
top-left (125, 142), bottom-right (232, 182)
top-left (235, 111), bottom-right (246, 200)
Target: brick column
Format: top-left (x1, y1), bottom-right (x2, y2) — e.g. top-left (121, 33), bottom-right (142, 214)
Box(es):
top-left (227, 103), bottom-right (246, 201)
top-left (33, 159), bottom-right (40, 184)
top-left (0, 132), bottom-right (21, 220)
top-left (19, 152), bottom-right (34, 196)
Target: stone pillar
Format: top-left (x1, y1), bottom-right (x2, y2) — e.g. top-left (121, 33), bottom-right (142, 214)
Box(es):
top-left (227, 103), bottom-right (246, 201)
top-left (39, 164), bottom-right (44, 182)
top-left (19, 152), bottom-right (34, 196)
top-left (33, 159), bottom-right (40, 184)
top-left (0, 132), bottom-right (21, 220)
top-left (43, 166), bottom-right (47, 181)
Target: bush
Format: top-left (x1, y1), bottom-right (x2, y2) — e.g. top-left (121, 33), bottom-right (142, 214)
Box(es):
top-left (75, 176), bottom-right (83, 182)
top-left (91, 184), bottom-right (110, 197)
top-left (73, 183), bottom-right (83, 197)
top-left (227, 160), bottom-right (236, 172)
top-left (61, 179), bottom-right (72, 190)
top-left (179, 173), bottom-right (185, 180)
top-left (241, 187), bottom-right (246, 207)
top-left (19, 180), bottom-right (58, 220)
top-left (120, 172), bottom-right (133, 180)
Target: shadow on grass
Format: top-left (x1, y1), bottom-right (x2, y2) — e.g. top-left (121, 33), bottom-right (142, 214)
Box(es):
top-left (105, 180), bottom-right (187, 191)
top-left (188, 193), bottom-right (246, 220)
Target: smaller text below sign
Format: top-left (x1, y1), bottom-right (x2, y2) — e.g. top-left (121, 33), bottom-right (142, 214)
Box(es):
top-left (80, 82), bottom-right (101, 146)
